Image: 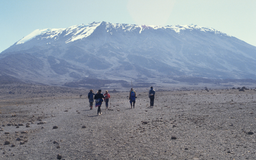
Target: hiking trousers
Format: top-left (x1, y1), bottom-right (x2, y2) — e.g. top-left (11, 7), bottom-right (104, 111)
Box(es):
top-left (105, 99), bottom-right (109, 108)
top-left (150, 97), bottom-right (154, 106)
top-left (97, 105), bottom-right (102, 114)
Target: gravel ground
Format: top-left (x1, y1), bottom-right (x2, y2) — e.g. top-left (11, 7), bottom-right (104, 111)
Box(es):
top-left (0, 88), bottom-right (256, 160)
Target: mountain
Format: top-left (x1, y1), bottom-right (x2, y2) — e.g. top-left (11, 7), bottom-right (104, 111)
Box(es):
top-left (1, 21), bottom-right (256, 88)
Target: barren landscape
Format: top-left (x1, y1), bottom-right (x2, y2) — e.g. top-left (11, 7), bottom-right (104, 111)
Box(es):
top-left (0, 84), bottom-right (256, 160)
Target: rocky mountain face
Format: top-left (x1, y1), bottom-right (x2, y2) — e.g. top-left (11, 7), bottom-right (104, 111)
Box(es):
top-left (1, 21), bottom-right (256, 87)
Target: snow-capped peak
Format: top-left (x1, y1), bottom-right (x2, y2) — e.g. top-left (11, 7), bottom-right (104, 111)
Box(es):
top-left (16, 28), bottom-right (65, 45)
top-left (65, 22), bottom-right (101, 43)
top-left (15, 21), bottom-right (229, 46)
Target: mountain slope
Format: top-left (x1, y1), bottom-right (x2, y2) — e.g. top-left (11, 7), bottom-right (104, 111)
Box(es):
top-left (1, 21), bottom-right (256, 87)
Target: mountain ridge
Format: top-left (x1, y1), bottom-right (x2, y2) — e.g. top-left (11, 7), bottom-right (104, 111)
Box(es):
top-left (1, 21), bottom-right (256, 88)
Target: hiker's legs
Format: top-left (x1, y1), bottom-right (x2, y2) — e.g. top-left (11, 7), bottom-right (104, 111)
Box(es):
top-left (90, 102), bottom-right (93, 109)
top-left (97, 105), bottom-right (101, 115)
top-left (150, 98), bottom-right (154, 106)
top-left (133, 101), bottom-right (135, 108)
top-left (105, 99), bottom-right (109, 108)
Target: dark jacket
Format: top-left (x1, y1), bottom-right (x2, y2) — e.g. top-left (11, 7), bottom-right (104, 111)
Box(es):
top-left (94, 93), bottom-right (105, 101)
top-left (148, 89), bottom-right (155, 98)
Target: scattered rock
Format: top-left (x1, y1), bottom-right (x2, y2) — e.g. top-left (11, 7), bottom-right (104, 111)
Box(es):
top-left (16, 138), bottom-right (22, 141)
top-left (11, 144), bottom-right (15, 147)
top-left (20, 141), bottom-right (25, 145)
top-left (57, 154), bottom-right (62, 159)
top-left (21, 131), bottom-right (28, 134)
top-left (37, 121), bottom-right (46, 125)
top-left (26, 123), bottom-right (30, 128)
top-left (4, 132), bottom-right (9, 135)
top-left (4, 141), bottom-right (10, 145)
top-left (171, 136), bottom-right (177, 140)
top-left (64, 110), bottom-right (68, 112)
top-left (18, 124), bottom-right (24, 126)
top-left (53, 126), bottom-right (58, 129)
top-left (247, 131), bottom-right (254, 135)
top-left (82, 126), bottom-right (86, 128)
top-left (141, 121), bottom-right (148, 125)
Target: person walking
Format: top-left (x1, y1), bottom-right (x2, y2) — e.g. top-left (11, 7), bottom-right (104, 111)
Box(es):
top-left (88, 89), bottom-right (95, 110)
top-left (148, 86), bottom-right (155, 107)
top-left (94, 90), bottom-right (105, 115)
top-left (129, 88), bottom-right (137, 108)
top-left (104, 90), bottom-right (111, 109)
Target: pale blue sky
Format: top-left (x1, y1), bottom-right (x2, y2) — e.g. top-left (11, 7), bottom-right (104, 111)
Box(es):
top-left (1, 0), bottom-right (256, 52)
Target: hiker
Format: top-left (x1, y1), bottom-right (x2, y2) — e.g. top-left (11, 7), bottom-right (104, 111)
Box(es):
top-left (88, 89), bottom-right (95, 110)
top-left (129, 88), bottom-right (137, 108)
top-left (148, 86), bottom-right (155, 107)
top-left (104, 90), bottom-right (111, 109)
top-left (94, 90), bottom-right (105, 115)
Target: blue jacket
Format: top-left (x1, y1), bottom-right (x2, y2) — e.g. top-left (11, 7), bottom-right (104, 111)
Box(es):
top-left (88, 91), bottom-right (94, 102)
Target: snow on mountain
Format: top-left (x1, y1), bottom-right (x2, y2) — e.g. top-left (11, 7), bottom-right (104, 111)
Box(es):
top-left (1, 21), bottom-right (256, 87)
top-left (14, 22), bottom-right (229, 46)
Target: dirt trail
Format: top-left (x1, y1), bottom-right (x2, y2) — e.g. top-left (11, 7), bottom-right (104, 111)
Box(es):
top-left (0, 89), bottom-right (256, 159)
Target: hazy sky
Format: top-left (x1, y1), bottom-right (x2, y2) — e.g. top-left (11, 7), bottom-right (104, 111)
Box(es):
top-left (1, 0), bottom-right (256, 52)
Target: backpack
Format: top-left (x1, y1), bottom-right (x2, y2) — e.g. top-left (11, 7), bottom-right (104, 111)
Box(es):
top-left (130, 91), bottom-right (136, 101)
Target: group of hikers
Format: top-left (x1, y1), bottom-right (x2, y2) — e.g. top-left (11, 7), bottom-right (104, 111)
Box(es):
top-left (88, 86), bottom-right (156, 116)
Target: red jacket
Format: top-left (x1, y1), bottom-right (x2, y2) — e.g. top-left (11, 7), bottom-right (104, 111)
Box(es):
top-left (104, 93), bottom-right (110, 100)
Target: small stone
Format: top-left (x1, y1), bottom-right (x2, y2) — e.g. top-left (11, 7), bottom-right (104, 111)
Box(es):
top-left (53, 141), bottom-right (58, 144)
top-left (171, 136), bottom-right (177, 140)
top-left (53, 126), bottom-right (58, 129)
top-left (247, 131), bottom-right (254, 135)
top-left (20, 141), bottom-right (25, 145)
top-left (4, 132), bottom-right (9, 134)
top-left (57, 154), bottom-right (62, 159)
top-left (82, 126), bottom-right (86, 128)
top-left (4, 141), bottom-right (10, 145)
top-left (141, 121), bottom-right (148, 125)
top-left (21, 131), bottom-right (28, 134)
top-left (11, 144), bottom-right (15, 147)
top-left (18, 124), bottom-right (24, 126)
top-left (37, 121), bottom-right (46, 125)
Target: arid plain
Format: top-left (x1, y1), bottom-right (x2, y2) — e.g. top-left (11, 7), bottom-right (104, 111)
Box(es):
top-left (0, 84), bottom-right (256, 160)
